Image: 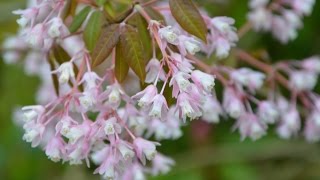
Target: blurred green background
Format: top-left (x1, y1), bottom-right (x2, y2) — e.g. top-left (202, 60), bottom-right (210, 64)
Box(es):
top-left (1, 0), bottom-right (320, 180)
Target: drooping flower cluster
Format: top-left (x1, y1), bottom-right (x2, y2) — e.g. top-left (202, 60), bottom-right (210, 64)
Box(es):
top-left (2, 0), bottom-right (320, 179)
top-left (248, 0), bottom-right (316, 43)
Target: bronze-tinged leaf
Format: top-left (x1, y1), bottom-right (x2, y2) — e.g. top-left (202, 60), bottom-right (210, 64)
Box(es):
top-left (144, 7), bottom-right (166, 25)
top-left (69, 6), bottom-right (91, 33)
top-left (47, 53), bottom-right (60, 96)
top-left (128, 13), bottom-right (152, 62)
top-left (52, 44), bottom-right (71, 64)
top-left (91, 24), bottom-right (120, 67)
top-left (169, 0), bottom-right (207, 42)
top-left (115, 42), bottom-right (129, 82)
top-left (121, 25), bottom-right (146, 82)
top-left (83, 10), bottom-right (103, 52)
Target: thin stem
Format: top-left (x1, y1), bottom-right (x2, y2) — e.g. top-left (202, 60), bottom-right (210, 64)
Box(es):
top-left (237, 22), bottom-right (252, 39)
top-left (141, 0), bottom-right (159, 7)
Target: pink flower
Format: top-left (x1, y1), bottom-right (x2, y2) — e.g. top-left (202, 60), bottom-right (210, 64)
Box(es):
top-left (191, 70), bottom-right (215, 93)
top-left (45, 136), bottom-right (66, 162)
top-left (151, 154), bottom-right (175, 175)
top-left (47, 17), bottom-right (69, 38)
top-left (158, 26), bottom-right (180, 45)
top-left (25, 23), bottom-right (47, 47)
top-left (201, 95), bottom-right (223, 123)
top-left (301, 56), bottom-right (320, 73)
top-left (177, 93), bottom-right (202, 121)
top-left (178, 35), bottom-right (201, 55)
top-left (231, 68), bottom-right (266, 92)
top-left (133, 137), bottom-right (160, 165)
top-left (23, 121), bottom-right (45, 147)
top-left (149, 94), bottom-right (168, 119)
top-left (223, 87), bottom-right (245, 118)
top-left (206, 16), bottom-right (238, 58)
top-left (132, 85), bottom-right (158, 108)
top-left (13, 7), bottom-right (39, 27)
top-left (170, 72), bottom-right (191, 97)
top-left (103, 117), bottom-right (122, 135)
top-left (145, 58), bottom-right (166, 83)
top-left (257, 101), bottom-right (279, 124)
top-left (235, 113), bottom-right (266, 141)
top-left (80, 71), bottom-right (102, 90)
top-left (277, 108), bottom-right (301, 139)
top-left (21, 105), bottom-right (45, 123)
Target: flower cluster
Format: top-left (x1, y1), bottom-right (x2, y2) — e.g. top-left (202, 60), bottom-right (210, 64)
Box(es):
top-left (2, 0), bottom-right (319, 179)
top-left (248, 0), bottom-right (316, 43)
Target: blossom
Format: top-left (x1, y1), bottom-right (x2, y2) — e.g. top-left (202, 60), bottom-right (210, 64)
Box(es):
top-left (178, 35), bottom-right (201, 55)
top-left (149, 94), bottom-right (168, 119)
top-left (257, 101), bottom-right (279, 124)
top-left (47, 17), bottom-right (69, 38)
top-left (133, 138), bottom-right (160, 165)
top-left (236, 113), bottom-right (266, 141)
top-left (158, 26), bottom-right (180, 45)
top-left (145, 58), bottom-right (166, 83)
top-left (151, 154), bottom-right (175, 175)
top-left (23, 121), bottom-right (45, 147)
top-left (104, 117), bottom-right (121, 135)
top-left (21, 105), bottom-right (45, 123)
top-left (45, 136), bottom-right (66, 162)
top-left (223, 87), bottom-right (245, 118)
top-left (170, 72), bottom-right (191, 97)
top-left (80, 71), bottom-right (102, 90)
top-left (201, 96), bottom-right (223, 123)
top-left (206, 16), bottom-right (238, 58)
top-left (289, 70), bottom-right (317, 91)
top-left (52, 62), bottom-right (75, 84)
top-left (277, 108), bottom-right (301, 139)
top-left (177, 93), bottom-right (202, 121)
top-left (231, 68), bottom-right (266, 92)
top-left (132, 85), bottom-right (158, 108)
top-left (191, 70), bottom-right (215, 93)
top-left (301, 56), bottom-right (320, 73)
top-left (117, 141), bottom-right (135, 161)
top-left (13, 7), bottom-right (39, 27)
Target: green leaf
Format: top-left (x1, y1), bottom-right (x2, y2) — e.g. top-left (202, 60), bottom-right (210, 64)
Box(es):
top-left (92, 24), bottom-right (120, 67)
top-left (95, 0), bottom-right (107, 6)
top-left (169, 0), bottom-right (207, 42)
top-left (144, 7), bottom-right (166, 24)
top-left (128, 13), bottom-right (152, 61)
top-left (52, 44), bottom-right (71, 64)
top-left (69, 6), bottom-right (91, 33)
top-left (83, 10), bottom-right (103, 52)
top-left (115, 41), bottom-right (129, 82)
top-left (121, 25), bottom-right (146, 82)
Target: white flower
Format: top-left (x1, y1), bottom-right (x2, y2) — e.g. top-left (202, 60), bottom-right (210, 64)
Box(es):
top-left (48, 17), bottom-right (66, 38)
top-left (257, 101), bottom-right (279, 124)
top-left (201, 96), bottom-right (222, 123)
top-left (66, 126), bottom-right (84, 144)
top-left (231, 68), bottom-right (266, 91)
top-left (149, 94), bottom-right (168, 119)
top-left (103, 117), bottom-right (121, 135)
top-left (158, 26), bottom-right (179, 45)
top-left (21, 105), bottom-right (45, 123)
top-left (289, 70), bottom-right (317, 91)
top-left (191, 70), bottom-right (215, 93)
top-left (53, 62), bottom-right (75, 84)
top-left (79, 91), bottom-right (96, 110)
top-left (108, 87), bottom-right (121, 105)
top-left (248, 8), bottom-right (272, 31)
top-left (118, 143), bottom-right (135, 160)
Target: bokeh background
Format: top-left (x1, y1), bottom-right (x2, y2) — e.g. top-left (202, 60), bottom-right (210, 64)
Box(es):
top-left (1, 0), bottom-right (320, 179)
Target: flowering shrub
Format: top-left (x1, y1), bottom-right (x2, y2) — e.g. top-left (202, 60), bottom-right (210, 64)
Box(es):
top-left (2, 0), bottom-right (318, 179)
